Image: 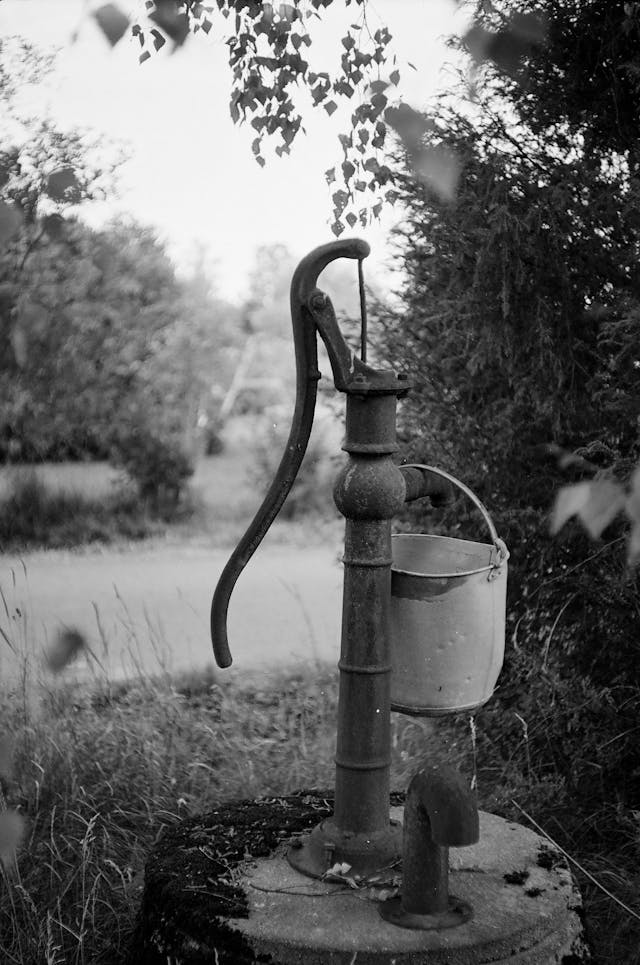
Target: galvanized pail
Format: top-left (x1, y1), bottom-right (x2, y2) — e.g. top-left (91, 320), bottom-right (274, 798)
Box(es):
top-left (390, 466), bottom-right (509, 717)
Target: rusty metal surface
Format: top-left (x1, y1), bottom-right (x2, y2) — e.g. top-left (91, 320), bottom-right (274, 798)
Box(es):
top-left (400, 466), bottom-right (453, 506)
top-left (214, 240), bottom-right (461, 882)
top-left (290, 393), bottom-right (409, 876)
top-left (330, 393), bottom-right (406, 854)
top-left (287, 817), bottom-right (402, 881)
top-left (388, 764), bottom-right (479, 924)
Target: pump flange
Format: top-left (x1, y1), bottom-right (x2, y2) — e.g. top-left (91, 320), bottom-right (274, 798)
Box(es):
top-left (288, 817), bottom-right (402, 883)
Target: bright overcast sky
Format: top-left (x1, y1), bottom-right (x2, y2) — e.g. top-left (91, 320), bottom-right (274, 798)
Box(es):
top-left (0, 0), bottom-right (468, 302)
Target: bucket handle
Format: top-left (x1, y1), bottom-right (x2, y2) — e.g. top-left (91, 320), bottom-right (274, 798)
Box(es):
top-left (402, 464), bottom-right (510, 573)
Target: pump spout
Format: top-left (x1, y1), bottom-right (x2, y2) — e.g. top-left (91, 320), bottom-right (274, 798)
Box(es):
top-left (380, 763), bottom-right (479, 930)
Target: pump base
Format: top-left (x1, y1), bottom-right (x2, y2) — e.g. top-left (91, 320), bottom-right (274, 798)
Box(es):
top-left (132, 793), bottom-right (590, 965)
top-left (234, 810), bottom-right (589, 964)
top-left (379, 894), bottom-right (473, 930)
top-left (287, 816), bottom-right (402, 882)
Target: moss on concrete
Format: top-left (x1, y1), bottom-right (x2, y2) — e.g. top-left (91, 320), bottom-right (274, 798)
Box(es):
top-left (131, 790), bottom-right (406, 965)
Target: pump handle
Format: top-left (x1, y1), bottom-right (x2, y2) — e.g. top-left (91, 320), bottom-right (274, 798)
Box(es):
top-left (211, 239), bottom-right (369, 667)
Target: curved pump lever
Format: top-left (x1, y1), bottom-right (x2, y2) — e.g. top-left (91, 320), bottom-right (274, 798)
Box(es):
top-left (211, 238), bottom-right (370, 668)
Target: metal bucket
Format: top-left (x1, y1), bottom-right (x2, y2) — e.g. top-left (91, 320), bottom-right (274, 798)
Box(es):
top-left (390, 466), bottom-right (509, 717)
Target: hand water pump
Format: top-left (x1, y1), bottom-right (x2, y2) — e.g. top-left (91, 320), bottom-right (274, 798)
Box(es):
top-left (211, 239), bottom-right (509, 924)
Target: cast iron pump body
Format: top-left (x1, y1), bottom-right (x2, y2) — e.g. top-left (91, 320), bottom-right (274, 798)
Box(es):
top-left (211, 239), bottom-right (465, 880)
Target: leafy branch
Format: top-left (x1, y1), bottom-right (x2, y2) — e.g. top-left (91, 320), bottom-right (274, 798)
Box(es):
top-left (86, 2), bottom-right (552, 232)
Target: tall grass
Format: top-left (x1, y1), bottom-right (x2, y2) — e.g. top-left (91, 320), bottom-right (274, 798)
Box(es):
top-left (0, 658), bottom-right (341, 964)
top-left (0, 589), bottom-right (638, 963)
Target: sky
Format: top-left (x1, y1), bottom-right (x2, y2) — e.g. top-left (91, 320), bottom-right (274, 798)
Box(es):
top-left (0, 0), bottom-right (468, 302)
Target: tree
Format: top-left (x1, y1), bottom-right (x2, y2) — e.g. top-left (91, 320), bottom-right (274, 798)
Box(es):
top-left (1, 216), bottom-right (179, 455)
top-left (456, 0), bottom-right (640, 551)
top-left (0, 36), bottom-right (122, 404)
top-left (366, 0), bottom-right (640, 726)
top-left (0, 38), bottom-right (237, 471)
top-left (376, 101), bottom-right (639, 511)
top-left (466, 0), bottom-right (640, 168)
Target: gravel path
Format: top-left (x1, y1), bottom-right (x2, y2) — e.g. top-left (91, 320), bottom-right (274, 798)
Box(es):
top-left (0, 538), bottom-right (343, 684)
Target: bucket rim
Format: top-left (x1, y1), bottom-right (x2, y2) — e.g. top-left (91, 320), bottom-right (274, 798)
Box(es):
top-left (391, 533), bottom-right (506, 580)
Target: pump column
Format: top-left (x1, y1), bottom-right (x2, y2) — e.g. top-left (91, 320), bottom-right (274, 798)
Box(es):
top-left (332, 383), bottom-right (407, 855)
top-left (287, 371), bottom-right (410, 879)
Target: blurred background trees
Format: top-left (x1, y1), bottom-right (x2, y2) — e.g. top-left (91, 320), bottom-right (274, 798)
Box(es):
top-left (0, 37), bottom-right (243, 514)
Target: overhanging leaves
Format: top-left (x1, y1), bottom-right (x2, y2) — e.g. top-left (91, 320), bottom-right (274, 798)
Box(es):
top-left (149, 0), bottom-right (190, 47)
top-left (42, 213), bottom-right (65, 240)
top-left (45, 628), bottom-right (87, 674)
top-left (463, 11), bottom-right (548, 79)
top-left (413, 144), bottom-right (460, 202)
top-left (94, 3), bottom-right (130, 47)
top-left (550, 479), bottom-right (626, 539)
top-left (128, 0), bottom-right (398, 228)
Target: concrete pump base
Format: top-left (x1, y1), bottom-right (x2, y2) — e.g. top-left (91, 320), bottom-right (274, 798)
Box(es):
top-left (131, 792), bottom-right (590, 965)
top-left (232, 811), bottom-right (588, 964)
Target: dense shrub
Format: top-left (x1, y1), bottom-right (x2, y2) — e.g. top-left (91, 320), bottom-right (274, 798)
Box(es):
top-left (0, 469), bottom-right (158, 550)
top-left (371, 61), bottom-right (640, 959)
top-left (374, 102), bottom-right (640, 514)
top-left (109, 429), bottom-right (195, 518)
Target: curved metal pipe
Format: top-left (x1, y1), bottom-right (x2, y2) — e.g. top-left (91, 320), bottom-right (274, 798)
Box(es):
top-left (400, 466), bottom-right (454, 506)
top-left (401, 764), bottom-right (479, 916)
top-left (210, 239), bottom-right (369, 668)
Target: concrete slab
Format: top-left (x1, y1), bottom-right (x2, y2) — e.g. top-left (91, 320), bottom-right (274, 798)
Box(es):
top-left (230, 812), bottom-right (589, 964)
top-left (132, 793), bottom-right (590, 965)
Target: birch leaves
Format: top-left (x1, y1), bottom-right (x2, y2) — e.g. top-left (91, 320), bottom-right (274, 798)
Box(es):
top-left (551, 469), bottom-right (640, 565)
top-left (89, 2), bottom-right (550, 232)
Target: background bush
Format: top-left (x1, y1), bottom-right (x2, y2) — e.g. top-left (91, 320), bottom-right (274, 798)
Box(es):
top-left (109, 428), bottom-right (195, 518)
top-left (0, 469), bottom-right (158, 550)
top-left (248, 409), bottom-right (342, 520)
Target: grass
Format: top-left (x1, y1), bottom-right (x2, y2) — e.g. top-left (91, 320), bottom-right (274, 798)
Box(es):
top-left (0, 462), bottom-right (123, 503)
top-left (0, 658), bottom-right (399, 964)
top-left (1, 450), bottom-right (638, 963)
top-left (1, 642), bottom-right (639, 964)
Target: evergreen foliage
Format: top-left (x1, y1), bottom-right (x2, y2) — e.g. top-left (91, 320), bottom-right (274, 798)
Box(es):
top-left (374, 10), bottom-right (640, 953)
top-left (470, 0), bottom-right (640, 167)
top-left (376, 104), bottom-right (640, 510)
